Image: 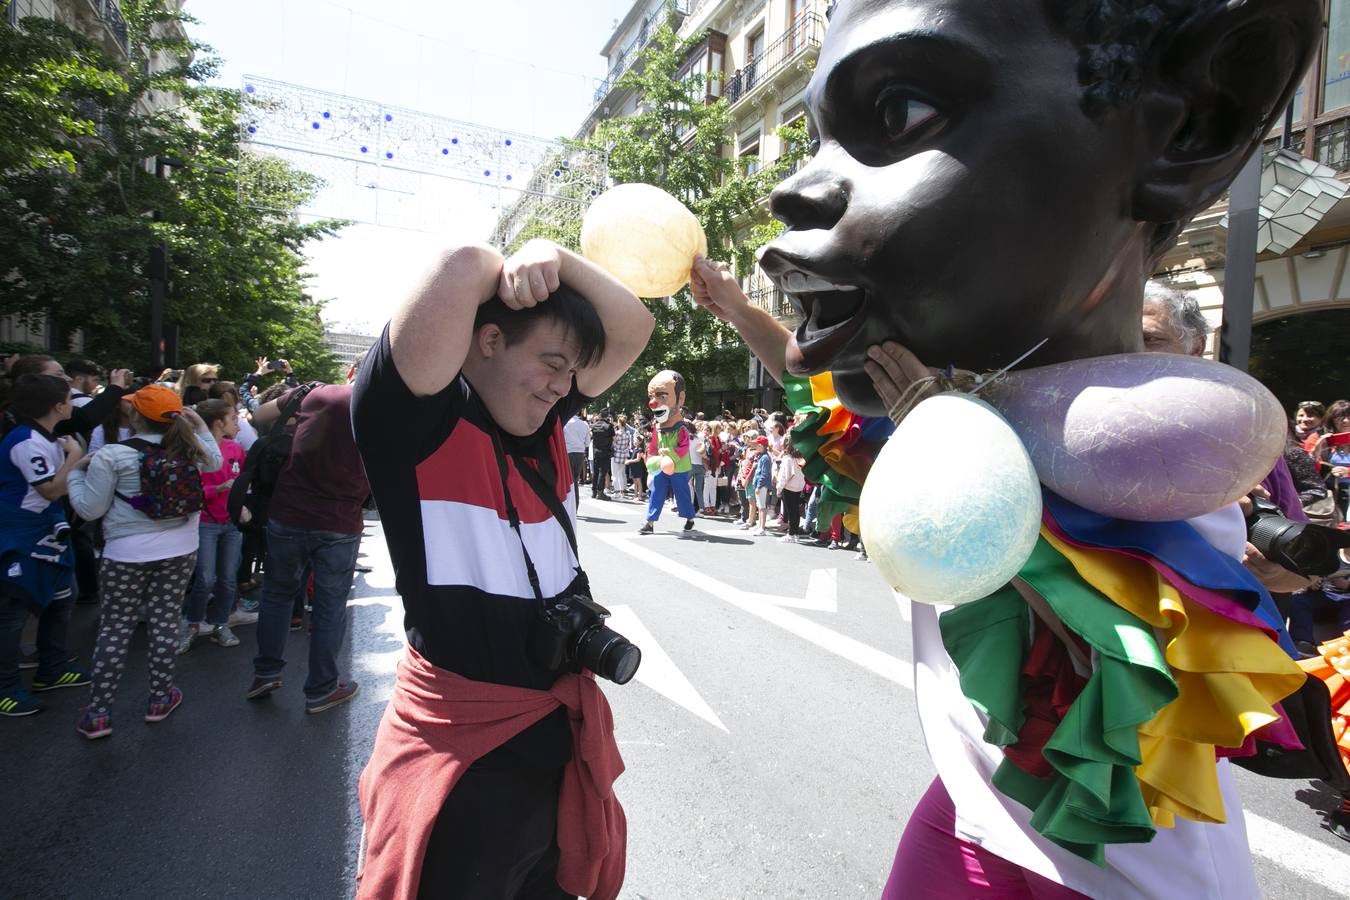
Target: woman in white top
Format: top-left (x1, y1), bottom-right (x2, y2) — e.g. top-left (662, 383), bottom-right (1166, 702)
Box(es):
top-left (67, 385), bottom-right (221, 739)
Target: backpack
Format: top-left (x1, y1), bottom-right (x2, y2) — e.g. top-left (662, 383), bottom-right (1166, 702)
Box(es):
top-left (228, 382), bottom-right (320, 532)
top-left (115, 438), bottom-right (204, 520)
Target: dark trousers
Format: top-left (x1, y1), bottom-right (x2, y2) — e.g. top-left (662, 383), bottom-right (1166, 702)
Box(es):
top-left (254, 520), bottom-right (359, 700)
top-left (782, 488), bottom-right (803, 535)
top-left (419, 756), bottom-right (573, 900)
top-left (0, 590), bottom-right (74, 693)
top-left (590, 453), bottom-right (611, 497)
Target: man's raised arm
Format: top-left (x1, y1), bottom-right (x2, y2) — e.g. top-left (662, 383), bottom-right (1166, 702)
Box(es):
top-left (690, 256), bottom-right (789, 384)
top-left (390, 242), bottom-right (505, 397)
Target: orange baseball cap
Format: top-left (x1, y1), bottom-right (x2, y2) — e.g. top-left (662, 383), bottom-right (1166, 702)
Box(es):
top-left (128, 384), bottom-right (184, 423)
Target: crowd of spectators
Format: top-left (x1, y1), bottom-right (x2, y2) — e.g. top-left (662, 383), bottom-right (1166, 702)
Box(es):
top-left (0, 352), bottom-right (370, 731)
top-left (571, 406), bottom-right (868, 557)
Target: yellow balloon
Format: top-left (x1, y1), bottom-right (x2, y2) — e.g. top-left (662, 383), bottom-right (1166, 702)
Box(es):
top-left (581, 183), bottom-right (708, 297)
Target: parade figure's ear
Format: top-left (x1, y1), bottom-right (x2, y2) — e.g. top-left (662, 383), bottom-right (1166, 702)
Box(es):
top-left (1131, 0), bottom-right (1322, 226)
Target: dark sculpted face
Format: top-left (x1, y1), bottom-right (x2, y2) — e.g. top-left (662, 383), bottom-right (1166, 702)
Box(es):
top-left (762, 0), bottom-right (1162, 416)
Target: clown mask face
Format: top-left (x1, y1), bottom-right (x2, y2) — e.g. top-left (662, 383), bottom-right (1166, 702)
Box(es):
top-left (647, 370), bottom-right (686, 426)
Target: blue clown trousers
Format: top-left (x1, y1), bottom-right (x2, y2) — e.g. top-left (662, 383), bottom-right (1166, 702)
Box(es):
top-left (647, 470), bottom-right (695, 523)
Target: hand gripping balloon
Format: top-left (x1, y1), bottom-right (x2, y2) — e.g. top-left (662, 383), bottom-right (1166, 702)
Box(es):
top-left (581, 184), bottom-right (709, 298)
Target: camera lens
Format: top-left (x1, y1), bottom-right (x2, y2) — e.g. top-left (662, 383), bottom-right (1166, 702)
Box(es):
top-left (577, 626), bottom-right (642, 685)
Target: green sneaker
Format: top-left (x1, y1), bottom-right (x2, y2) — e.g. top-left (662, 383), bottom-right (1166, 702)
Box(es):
top-left (31, 665), bottom-right (92, 692)
top-left (0, 690), bottom-right (43, 716)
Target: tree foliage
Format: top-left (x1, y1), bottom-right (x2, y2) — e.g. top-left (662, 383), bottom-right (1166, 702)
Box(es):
top-left (579, 15), bottom-right (808, 414)
top-left (0, 0), bottom-right (343, 382)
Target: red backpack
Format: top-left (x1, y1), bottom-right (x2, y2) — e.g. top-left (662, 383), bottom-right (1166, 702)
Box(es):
top-left (115, 438), bottom-right (205, 519)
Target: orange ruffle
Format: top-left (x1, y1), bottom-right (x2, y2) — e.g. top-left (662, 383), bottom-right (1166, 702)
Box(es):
top-left (1299, 630), bottom-right (1350, 779)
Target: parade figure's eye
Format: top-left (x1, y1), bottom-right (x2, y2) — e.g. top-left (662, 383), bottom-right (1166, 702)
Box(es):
top-left (875, 86), bottom-right (941, 145)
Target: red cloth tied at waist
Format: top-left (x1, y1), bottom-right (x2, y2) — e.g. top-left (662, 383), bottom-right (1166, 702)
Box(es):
top-left (356, 646), bottom-right (627, 899)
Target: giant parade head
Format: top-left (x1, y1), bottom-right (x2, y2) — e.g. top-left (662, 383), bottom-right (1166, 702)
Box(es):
top-left (646, 370), bottom-right (686, 428)
top-left (757, 0), bottom-right (1334, 869)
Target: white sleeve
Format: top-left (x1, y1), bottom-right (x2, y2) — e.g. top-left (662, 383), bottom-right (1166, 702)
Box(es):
top-left (88, 426), bottom-right (107, 455)
top-left (11, 434), bottom-right (61, 485)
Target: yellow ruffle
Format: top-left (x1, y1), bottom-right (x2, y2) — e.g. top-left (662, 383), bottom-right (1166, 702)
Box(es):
top-left (1041, 529), bottom-right (1306, 828)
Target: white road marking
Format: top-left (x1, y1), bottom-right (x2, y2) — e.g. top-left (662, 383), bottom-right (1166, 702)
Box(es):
top-left (741, 567), bottom-right (838, 612)
top-left (1243, 809), bottom-right (1348, 893)
top-left (606, 604), bottom-right (728, 732)
top-left (597, 533), bottom-right (912, 689)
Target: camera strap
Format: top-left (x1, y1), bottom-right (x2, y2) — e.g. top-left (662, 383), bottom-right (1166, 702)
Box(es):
top-left (488, 428), bottom-right (579, 607)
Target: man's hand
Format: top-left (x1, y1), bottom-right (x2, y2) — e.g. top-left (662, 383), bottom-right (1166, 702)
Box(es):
top-left (1243, 542), bottom-right (1315, 593)
top-left (254, 356), bottom-right (270, 376)
top-left (863, 342), bottom-right (944, 422)
top-left (280, 359), bottom-right (293, 375)
top-left (57, 436), bottom-right (83, 465)
top-left (499, 240), bottom-right (562, 309)
top-left (158, 368), bottom-right (177, 382)
top-left (1237, 484), bottom-right (1271, 517)
top-left (216, 478), bottom-right (235, 494)
top-left (71, 454), bottom-right (94, 471)
top-left (108, 368), bottom-right (132, 389)
top-left (690, 256), bottom-right (749, 322)
top-left (1333, 466), bottom-right (1349, 478)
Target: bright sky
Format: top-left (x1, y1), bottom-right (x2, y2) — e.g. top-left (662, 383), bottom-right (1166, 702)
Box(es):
top-left (187, 0), bottom-right (636, 334)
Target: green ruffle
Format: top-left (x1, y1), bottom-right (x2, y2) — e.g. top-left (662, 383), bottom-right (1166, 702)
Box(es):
top-left (939, 537), bottom-right (1178, 865)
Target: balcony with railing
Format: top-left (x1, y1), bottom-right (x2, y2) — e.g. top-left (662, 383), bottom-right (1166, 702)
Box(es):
top-left (83, 0), bottom-right (129, 56)
top-left (724, 13), bottom-right (824, 108)
top-left (748, 284), bottom-right (797, 322)
top-left (592, 0), bottom-right (691, 110)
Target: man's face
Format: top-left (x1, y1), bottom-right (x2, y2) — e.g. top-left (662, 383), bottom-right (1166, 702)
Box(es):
top-left (1141, 305), bottom-right (1201, 356)
top-left (761, 0), bottom-right (1152, 416)
top-left (72, 374), bottom-right (101, 394)
top-left (473, 319), bottom-right (582, 437)
top-left (647, 372), bottom-right (684, 425)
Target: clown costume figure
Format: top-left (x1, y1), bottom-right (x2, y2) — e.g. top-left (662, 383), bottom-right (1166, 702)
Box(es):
top-left (638, 370), bottom-right (696, 536)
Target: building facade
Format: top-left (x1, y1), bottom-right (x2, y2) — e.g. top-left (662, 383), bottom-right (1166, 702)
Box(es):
top-left (1155, 0), bottom-right (1350, 357)
top-left (323, 330), bottom-right (378, 369)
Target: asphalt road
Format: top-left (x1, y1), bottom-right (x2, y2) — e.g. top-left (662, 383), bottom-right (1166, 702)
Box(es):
top-left (2, 497), bottom-right (1347, 899)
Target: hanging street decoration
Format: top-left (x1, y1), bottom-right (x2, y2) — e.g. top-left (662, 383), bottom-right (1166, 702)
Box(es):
top-left (239, 75), bottom-right (608, 242)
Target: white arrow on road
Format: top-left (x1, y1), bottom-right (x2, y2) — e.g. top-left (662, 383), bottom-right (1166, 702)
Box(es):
top-left (596, 533), bottom-right (912, 689)
top-left (605, 604), bottom-right (728, 733)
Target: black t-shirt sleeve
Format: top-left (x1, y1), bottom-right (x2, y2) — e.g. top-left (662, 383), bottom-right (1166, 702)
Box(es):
top-left (352, 324), bottom-right (468, 466)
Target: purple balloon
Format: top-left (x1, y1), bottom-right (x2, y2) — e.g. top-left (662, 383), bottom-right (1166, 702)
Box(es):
top-left (983, 353), bottom-right (1286, 521)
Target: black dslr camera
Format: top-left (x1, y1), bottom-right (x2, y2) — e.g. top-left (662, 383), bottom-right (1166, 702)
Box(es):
top-left (528, 589), bottom-right (642, 685)
top-left (1246, 495), bottom-right (1350, 578)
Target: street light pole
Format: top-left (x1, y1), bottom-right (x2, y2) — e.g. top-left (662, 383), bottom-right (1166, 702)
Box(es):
top-left (1220, 150), bottom-right (1260, 372)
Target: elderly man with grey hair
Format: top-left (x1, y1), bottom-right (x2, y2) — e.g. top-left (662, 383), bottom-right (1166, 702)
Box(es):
top-left (1142, 281), bottom-right (1211, 356)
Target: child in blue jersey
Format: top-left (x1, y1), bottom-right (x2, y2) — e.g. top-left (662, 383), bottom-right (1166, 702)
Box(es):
top-left (0, 375), bottom-right (88, 717)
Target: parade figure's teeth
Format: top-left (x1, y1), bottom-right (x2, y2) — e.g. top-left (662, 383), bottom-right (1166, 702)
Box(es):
top-left (781, 271), bottom-right (862, 294)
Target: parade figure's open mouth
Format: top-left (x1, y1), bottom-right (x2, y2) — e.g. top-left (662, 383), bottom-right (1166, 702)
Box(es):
top-left (776, 269), bottom-right (869, 374)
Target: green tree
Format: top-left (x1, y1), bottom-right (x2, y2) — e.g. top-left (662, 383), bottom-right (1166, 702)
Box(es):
top-left (0, 0), bottom-right (342, 382)
top-left (580, 15), bottom-right (807, 413)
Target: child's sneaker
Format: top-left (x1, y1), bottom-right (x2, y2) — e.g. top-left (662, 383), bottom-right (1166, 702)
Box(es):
top-left (210, 624), bottom-right (240, 648)
top-left (30, 664), bottom-right (91, 692)
top-left (0, 689), bottom-right (44, 716)
top-left (145, 686), bottom-right (182, 723)
top-left (238, 597), bottom-right (260, 613)
top-left (76, 708), bottom-right (111, 739)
